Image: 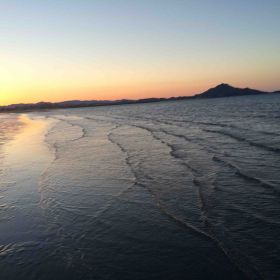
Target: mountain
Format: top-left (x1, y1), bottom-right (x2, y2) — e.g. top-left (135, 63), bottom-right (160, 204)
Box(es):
top-left (0, 84), bottom-right (277, 112)
top-left (194, 83), bottom-right (268, 98)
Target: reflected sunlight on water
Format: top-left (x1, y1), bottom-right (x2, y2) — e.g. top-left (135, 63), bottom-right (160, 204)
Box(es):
top-left (3, 115), bottom-right (54, 168)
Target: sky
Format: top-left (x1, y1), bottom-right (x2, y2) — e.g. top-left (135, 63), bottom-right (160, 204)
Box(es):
top-left (0, 0), bottom-right (280, 105)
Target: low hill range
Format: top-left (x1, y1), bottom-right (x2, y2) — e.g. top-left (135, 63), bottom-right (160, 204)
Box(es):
top-left (0, 83), bottom-right (279, 112)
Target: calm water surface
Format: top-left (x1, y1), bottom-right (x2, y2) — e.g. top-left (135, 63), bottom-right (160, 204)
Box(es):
top-left (0, 95), bottom-right (280, 279)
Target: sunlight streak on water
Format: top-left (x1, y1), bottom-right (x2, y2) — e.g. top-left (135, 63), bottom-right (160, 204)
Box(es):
top-left (3, 115), bottom-right (55, 169)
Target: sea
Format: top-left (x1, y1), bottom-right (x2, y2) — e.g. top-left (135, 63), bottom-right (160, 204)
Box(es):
top-left (0, 94), bottom-right (280, 280)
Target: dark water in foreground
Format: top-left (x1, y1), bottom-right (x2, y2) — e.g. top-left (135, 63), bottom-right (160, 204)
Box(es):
top-left (0, 95), bottom-right (280, 279)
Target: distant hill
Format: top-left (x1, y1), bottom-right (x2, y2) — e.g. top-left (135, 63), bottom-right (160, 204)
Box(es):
top-left (0, 96), bottom-right (192, 112)
top-left (194, 83), bottom-right (268, 98)
top-left (0, 83), bottom-right (278, 112)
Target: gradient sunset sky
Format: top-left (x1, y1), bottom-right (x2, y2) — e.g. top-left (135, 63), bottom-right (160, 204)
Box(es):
top-left (0, 0), bottom-right (279, 105)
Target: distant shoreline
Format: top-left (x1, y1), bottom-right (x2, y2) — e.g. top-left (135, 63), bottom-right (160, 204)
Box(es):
top-left (1, 83), bottom-right (279, 113)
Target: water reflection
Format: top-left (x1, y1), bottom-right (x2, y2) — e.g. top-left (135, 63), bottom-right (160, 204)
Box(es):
top-left (3, 114), bottom-right (54, 170)
top-left (0, 114), bottom-right (56, 279)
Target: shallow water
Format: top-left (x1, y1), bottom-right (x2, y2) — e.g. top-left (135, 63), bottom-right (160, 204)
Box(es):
top-left (0, 94), bottom-right (280, 279)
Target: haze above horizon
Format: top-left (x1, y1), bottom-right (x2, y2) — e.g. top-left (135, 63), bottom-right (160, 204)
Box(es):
top-left (1, 0), bottom-right (280, 106)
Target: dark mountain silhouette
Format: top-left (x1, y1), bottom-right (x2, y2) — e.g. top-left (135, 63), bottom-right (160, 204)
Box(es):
top-left (0, 83), bottom-right (277, 112)
top-left (193, 83), bottom-right (267, 98)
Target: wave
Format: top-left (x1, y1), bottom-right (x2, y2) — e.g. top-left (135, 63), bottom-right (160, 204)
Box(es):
top-left (39, 111), bottom-right (276, 279)
top-left (51, 116), bottom-right (87, 141)
top-left (212, 155), bottom-right (280, 196)
top-left (107, 124), bottom-right (261, 279)
top-left (204, 129), bottom-right (280, 154)
top-left (107, 125), bottom-right (212, 237)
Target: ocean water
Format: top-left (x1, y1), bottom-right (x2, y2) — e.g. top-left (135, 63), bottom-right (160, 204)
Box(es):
top-left (0, 94), bottom-right (280, 279)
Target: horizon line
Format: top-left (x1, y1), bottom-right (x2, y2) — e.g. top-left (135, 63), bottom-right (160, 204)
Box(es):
top-left (1, 83), bottom-right (279, 108)
top-left (0, 83), bottom-right (280, 110)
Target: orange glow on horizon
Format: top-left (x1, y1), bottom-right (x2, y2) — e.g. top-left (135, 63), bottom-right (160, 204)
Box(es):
top-left (1, 79), bottom-right (279, 106)
top-left (1, 50), bottom-right (279, 106)
top-left (0, 84), bottom-right (195, 106)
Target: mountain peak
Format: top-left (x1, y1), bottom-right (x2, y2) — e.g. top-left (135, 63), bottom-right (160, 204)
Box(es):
top-left (196, 84), bottom-right (267, 99)
top-left (215, 83), bottom-right (232, 88)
